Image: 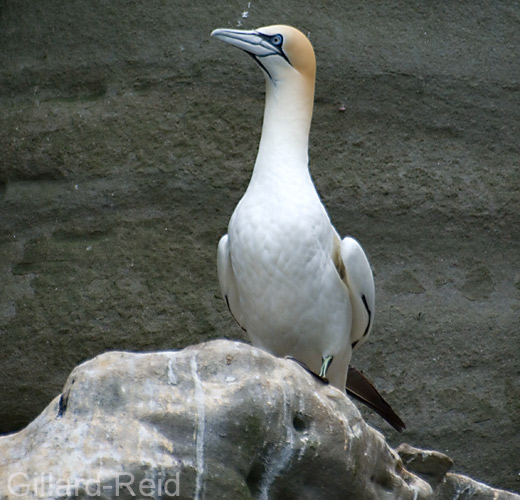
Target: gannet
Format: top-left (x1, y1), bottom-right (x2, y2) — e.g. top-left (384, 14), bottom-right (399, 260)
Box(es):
top-left (212, 25), bottom-right (405, 432)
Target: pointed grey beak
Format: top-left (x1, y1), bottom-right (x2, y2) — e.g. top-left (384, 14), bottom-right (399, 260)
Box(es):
top-left (211, 28), bottom-right (278, 57)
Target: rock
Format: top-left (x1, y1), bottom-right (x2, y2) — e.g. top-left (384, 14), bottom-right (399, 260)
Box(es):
top-left (1, 340), bottom-right (518, 500)
top-left (436, 474), bottom-right (520, 500)
top-left (396, 445), bottom-right (520, 499)
top-left (397, 443), bottom-right (454, 486)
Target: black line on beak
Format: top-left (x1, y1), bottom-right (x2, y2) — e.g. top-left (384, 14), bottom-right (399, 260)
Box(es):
top-left (247, 52), bottom-right (273, 81)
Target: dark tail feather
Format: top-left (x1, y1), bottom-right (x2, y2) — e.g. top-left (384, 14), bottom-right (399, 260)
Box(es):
top-left (346, 366), bottom-right (406, 433)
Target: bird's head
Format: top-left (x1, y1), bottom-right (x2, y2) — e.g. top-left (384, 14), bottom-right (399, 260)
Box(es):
top-left (211, 25), bottom-right (316, 86)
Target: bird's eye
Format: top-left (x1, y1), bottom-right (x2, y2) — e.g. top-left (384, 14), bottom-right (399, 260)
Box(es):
top-left (270, 34), bottom-right (283, 46)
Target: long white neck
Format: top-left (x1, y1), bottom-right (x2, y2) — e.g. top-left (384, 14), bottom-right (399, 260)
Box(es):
top-left (251, 72), bottom-right (315, 183)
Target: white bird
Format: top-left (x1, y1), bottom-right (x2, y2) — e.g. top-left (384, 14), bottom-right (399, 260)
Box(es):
top-left (212, 25), bottom-right (404, 431)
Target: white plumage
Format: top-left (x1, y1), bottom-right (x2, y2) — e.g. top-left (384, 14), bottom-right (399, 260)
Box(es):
top-left (212, 25), bottom-right (375, 392)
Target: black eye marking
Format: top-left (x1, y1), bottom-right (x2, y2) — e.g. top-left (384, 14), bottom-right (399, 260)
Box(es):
top-left (270, 34), bottom-right (283, 46)
top-left (254, 32), bottom-right (291, 67)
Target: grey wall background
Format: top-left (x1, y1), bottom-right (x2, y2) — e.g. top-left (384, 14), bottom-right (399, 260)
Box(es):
top-left (1, 0), bottom-right (519, 492)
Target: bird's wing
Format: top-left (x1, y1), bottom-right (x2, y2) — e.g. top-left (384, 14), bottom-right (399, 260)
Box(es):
top-left (346, 366), bottom-right (406, 432)
top-left (333, 235), bottom-right (375, 351)
top-left (333, 235), bottom-right (405, 431)
top-left (217, 234), bottom-right (246, 332)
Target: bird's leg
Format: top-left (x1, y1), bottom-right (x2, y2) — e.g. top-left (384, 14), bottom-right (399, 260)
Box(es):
top-left (285, 356), bottom-right (329, 385)
top-left (319, 355), bottom-right (333, 379)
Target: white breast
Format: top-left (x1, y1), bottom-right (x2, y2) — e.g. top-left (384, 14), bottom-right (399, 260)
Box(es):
top-left (227, 173), bottom-right (352, 381)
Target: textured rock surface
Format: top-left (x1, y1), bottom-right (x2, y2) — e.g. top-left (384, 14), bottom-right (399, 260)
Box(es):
top-left (1, 340), bottom-right (518, 500)
top-left (1, 0), bottom-right (519, 493)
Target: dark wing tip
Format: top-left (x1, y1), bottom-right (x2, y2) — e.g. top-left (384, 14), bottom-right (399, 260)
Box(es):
top-left (346, 366), bottom-right (406, 433)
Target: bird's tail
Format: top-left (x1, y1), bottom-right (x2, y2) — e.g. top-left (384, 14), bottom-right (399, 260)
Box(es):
top-left (346, 366), bottom-right (406, 433)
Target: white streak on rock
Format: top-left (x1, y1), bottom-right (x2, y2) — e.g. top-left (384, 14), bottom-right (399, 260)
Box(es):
top-left (191, 355), bottom-right (205, 500)
top-left (167, 358), bottom-right (178, 385)
top-left (296, 396), bottom-right (309, 462)
top-left (259, 383), bottom-right (295, 500)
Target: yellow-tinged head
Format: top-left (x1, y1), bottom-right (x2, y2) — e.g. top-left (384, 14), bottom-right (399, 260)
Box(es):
top-left (211, 24), bottom-right (316, 85)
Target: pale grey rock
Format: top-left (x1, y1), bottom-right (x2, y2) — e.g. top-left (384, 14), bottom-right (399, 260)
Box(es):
top-left (0, 340), bottom-right (517, 500)
top-left (435, 474), bottom-right (520, 500)
top-left (397, 443), bottom-right (454, 486)
top-left (397, 444), bottom-right (519, 499)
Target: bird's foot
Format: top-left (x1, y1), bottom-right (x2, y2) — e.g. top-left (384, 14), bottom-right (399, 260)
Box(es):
top-left (285, 356), bottom-right (329, 384)
top-left (319, 355), bottom-right (333, 378)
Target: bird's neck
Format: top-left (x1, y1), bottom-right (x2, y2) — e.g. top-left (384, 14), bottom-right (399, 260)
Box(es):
top-left (252, 74), bottom-right (315, 181)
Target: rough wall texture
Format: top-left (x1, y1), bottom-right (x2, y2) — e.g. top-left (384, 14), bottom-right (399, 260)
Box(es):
top-left (0, 0), bottom-right (519, 493)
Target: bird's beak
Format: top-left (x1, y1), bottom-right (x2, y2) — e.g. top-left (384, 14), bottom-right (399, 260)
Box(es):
top-left (211, 28), bottom-right (277, 57)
